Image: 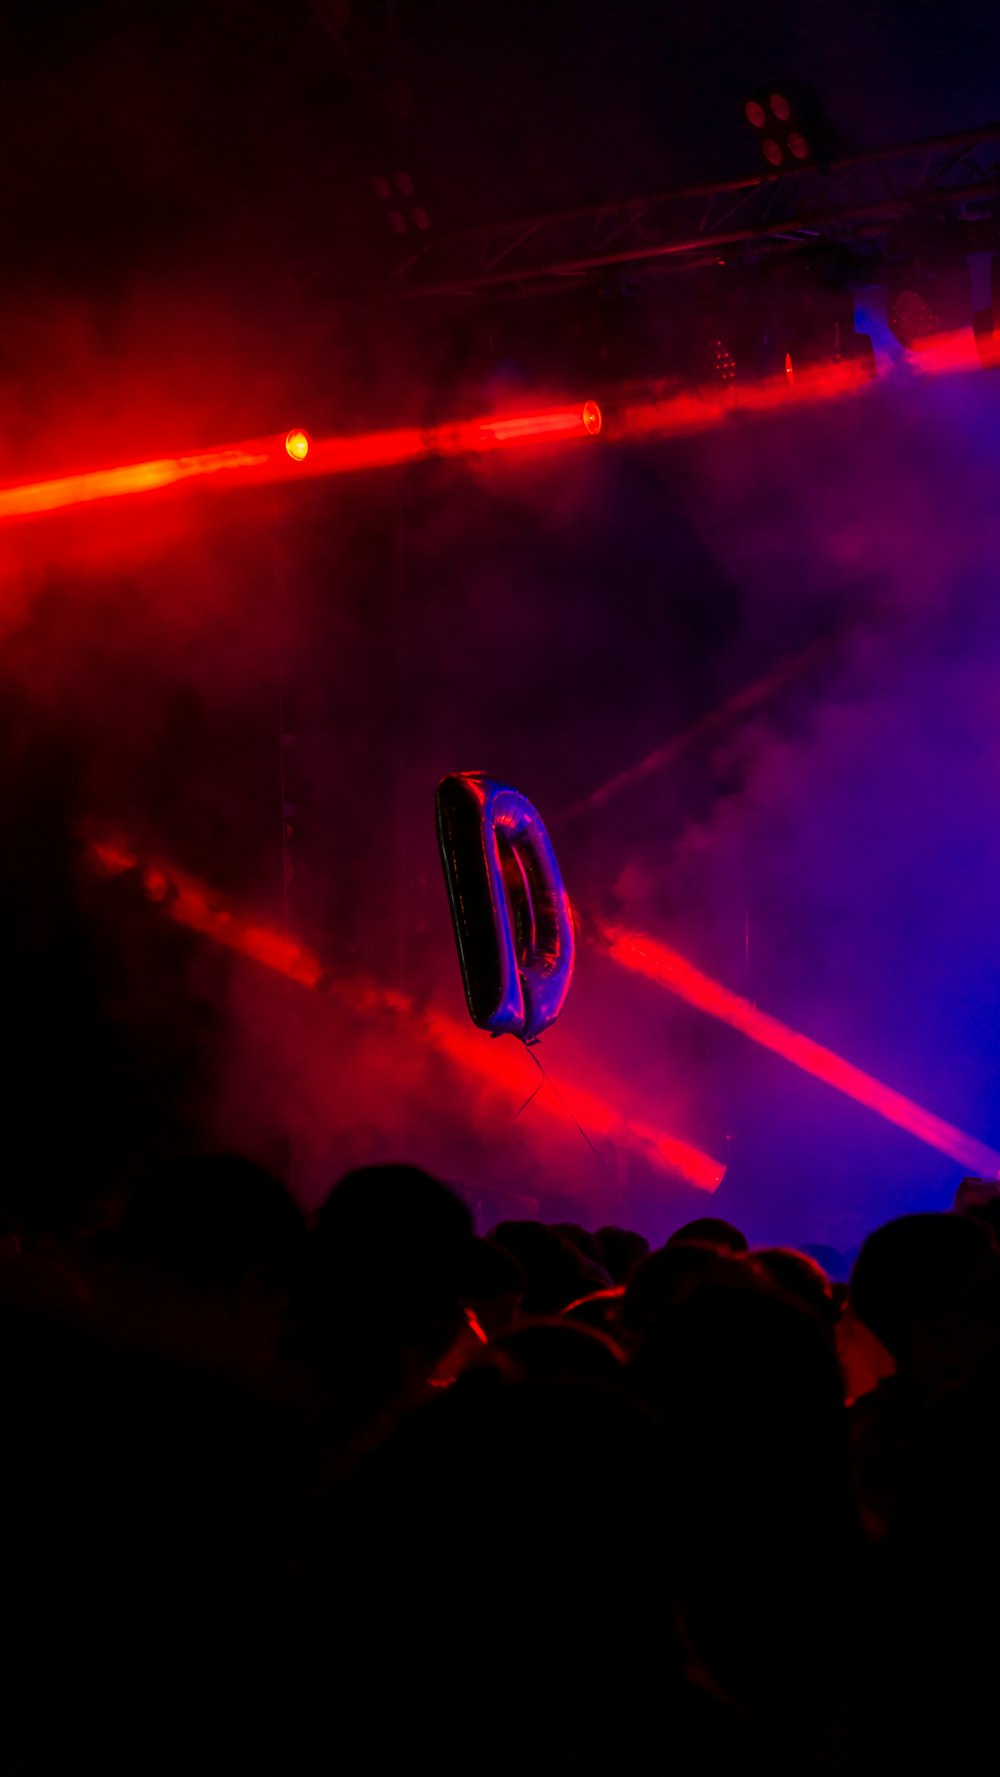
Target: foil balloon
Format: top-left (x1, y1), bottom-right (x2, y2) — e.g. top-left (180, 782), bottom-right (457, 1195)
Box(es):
top-left (436, 772), bottom-right (575, 1042)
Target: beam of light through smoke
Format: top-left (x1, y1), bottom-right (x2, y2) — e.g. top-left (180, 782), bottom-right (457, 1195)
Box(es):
top-left (562, 628), bottom-right (846, 818)
top-left (604, 327), bottom-right (1000, 449)
top-left (600, 922), bottom-right (1000, 1177)
top-left (88, 838), bottom-right (325, 987)
top-left (0, 446), bottom-right (273, 519)
top-left (0, 404), bottom-right (602, 525)
top-left (86, 835), bottom-right (725, 1192)
top-left (0, 327), bottom-right (989, 530)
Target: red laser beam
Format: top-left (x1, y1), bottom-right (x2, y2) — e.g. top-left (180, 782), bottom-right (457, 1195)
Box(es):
top-left (605, 358), bottom-right (874, 448)
top-left (0, 402), bottom-right (603, 525)
top-left (86, 834), bottom-right (724, 1192)
top-left (89, 838), bottom-right (325, 988)
top-left (608, 321), bottom-right (1000, 450)
top-left (4, 317), bottom-right (990, 530)
top-left (422, 1007), bottom-right (725, 1193)
top-left (0, 444), bottom-right (274, 521)
top-left (601, 923), bottom-right (1000, 1177)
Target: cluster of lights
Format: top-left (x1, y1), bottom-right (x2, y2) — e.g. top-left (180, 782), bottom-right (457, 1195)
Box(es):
top-left (710, 338), bottom-right (737, 382)
top-left (744, 88), bottom-right (811, 171)
top-left (372, 169), bottom-right (430, 238)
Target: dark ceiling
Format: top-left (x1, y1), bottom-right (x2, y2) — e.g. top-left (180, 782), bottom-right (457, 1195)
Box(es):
top-left (3, 0), bottom-right (999, 304)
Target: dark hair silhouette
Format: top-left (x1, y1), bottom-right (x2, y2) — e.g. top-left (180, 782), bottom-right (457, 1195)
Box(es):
top-left (850, 1212), bottom-right (1000, 1365)
top-left (595, 1224), bottom-right (650, 1282)
top-left (666, 1216), bottom-right (749, 1255)
top-left (489, 1219), bottom-right (607, 1315)
top-left (115, 1152), bottom-right (304, 1294)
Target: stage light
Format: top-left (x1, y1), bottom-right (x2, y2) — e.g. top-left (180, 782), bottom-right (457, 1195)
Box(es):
top-left (371, 165), bottom-right (431, 238)
top-left (285, 429), bottom-right (311, 462)
top-left (760, 259), bottom-right (877, 386)
top-left (464, 403), bottom-right (602, 446)
top-left (708, 337), bottom-right (737, 382)
top-left (743, 83), bottom-right (817, 171)
top-left (600, 923), bottom-right (1000, 1177)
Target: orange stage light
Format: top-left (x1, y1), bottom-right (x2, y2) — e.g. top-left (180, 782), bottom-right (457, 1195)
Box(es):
top-left (285, 428), bottom-right (311, 461)
top-left (601, 923), bottom-right (1000, 1177)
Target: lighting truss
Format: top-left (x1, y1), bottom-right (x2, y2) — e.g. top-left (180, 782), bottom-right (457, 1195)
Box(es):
top-left (378, 123), bottom-right (1000, 301)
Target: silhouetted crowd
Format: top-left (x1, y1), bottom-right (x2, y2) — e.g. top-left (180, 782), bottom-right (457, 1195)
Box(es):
top-left (4, 1157), bottom-right (1000, 1774)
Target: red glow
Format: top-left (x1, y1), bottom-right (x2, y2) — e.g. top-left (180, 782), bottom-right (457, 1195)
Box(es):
top-left (0, 404), bottom-right (602, 526)
top-left (423, 1005), bottom-right (724, 1192)
top-left (452, 404), bottom-right (602, 448)
top-left (608, 357), bottom-right (874, 447)
top-left (601, 924), bottom-right (1000, 1177)
top-left (85, 833), bottom-right (724, 1191)
top-left (87, 836), bottom-right (324, 988)
top-left (0, 445), bottom-right (271, 521)
top-left (909, 325), bottom-right (984, 375)
top-left (90, 838), bottom-right (139, 876)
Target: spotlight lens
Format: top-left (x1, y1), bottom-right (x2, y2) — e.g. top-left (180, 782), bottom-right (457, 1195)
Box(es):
top-left (582, 399), bottom-right (602, 435)
top-left (788, 132), bottom-right (809, 159)
top-left (763, 139), bottom-right (783, 166)
top-left (285, 429), bottom-right (311, 462)
top-left (770, 93), bottom-right (791, 121)
top-left (745, 100), bottom-right (766, 128)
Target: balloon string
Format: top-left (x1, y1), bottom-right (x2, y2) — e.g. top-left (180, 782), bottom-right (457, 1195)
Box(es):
top-left (521, 1042), bottom-right (616, 1185)
top-left (512, 1072), bottom-right (546, 1122)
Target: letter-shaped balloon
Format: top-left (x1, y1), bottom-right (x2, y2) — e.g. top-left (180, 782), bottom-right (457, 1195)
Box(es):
top-left (436, 772), bottom-right (575, 1042)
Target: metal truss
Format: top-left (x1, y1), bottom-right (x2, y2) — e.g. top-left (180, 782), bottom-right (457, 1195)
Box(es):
top-left (388, 123), bottom-right (1000, 301)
